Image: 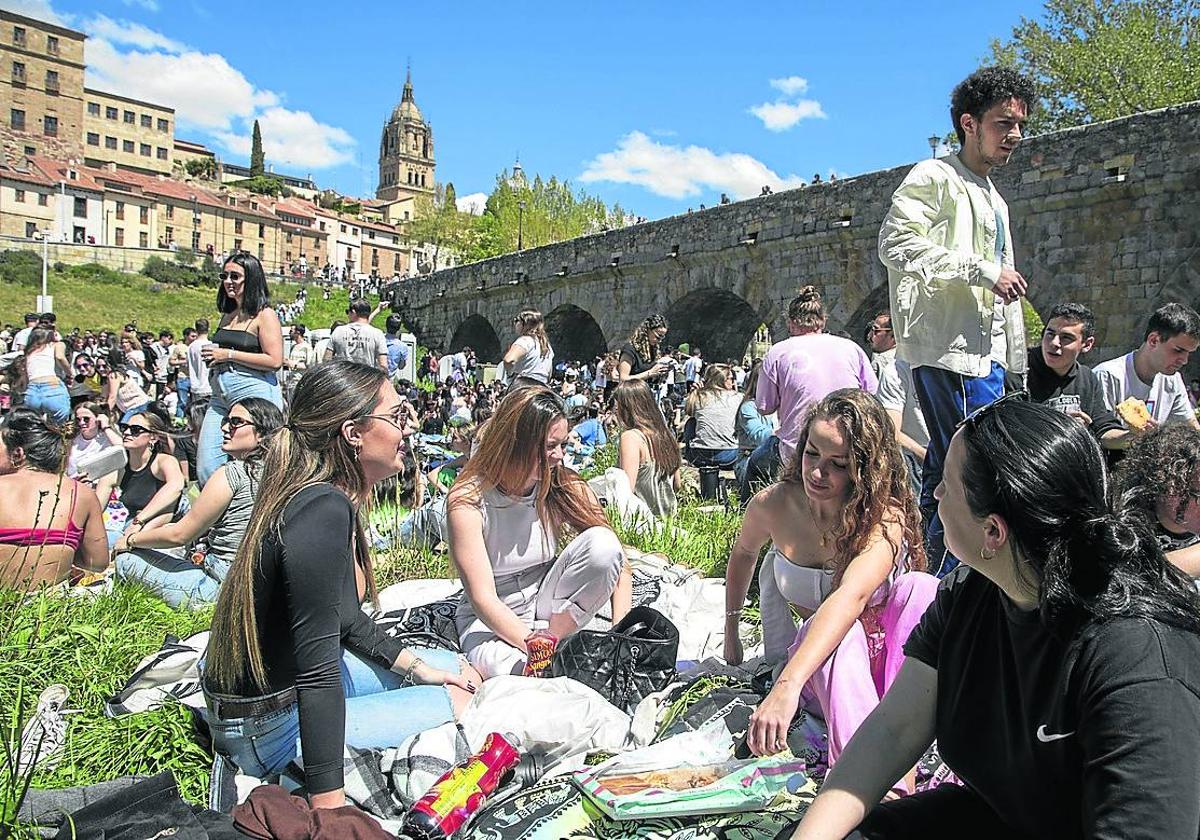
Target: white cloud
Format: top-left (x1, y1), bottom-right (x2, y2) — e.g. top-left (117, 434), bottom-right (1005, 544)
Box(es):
top-left (748, 99), bottom-right (827, 132)
top-left (456, 193), bottom-right (487, 215)
top-left (580, 131), bottom-right (805, 201)
top-left (86, 14), bottom-right (185, 52)
top-left (214, 107), bottom-right (355, 170)
top-left (3, 0), bottom-right (71, 25)
top-left (769, 76), bottom-right (810, 96)
top-left (121, 0), bottom-right (161, 10)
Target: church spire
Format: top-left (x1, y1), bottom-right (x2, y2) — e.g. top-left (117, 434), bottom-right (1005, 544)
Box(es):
top-left (402, 62), bottom-right (414, 103)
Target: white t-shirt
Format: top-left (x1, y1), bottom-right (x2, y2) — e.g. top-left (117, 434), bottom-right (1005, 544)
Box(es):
top-left (1093, 351), bottom-right (1195, 426)
top-left (876, 357), bottom-right (930, 447)
top-left (506, 335), bottom-right (554, 384)
top-left (329, 322), bottom-right (387, 367)
top-left (187, 336), bottom-right (212, 397)
top-left (67, 432), bottom-right (115, 477)
top-left (684, 355), bottom-right (702, 383)
top-left (11, 327), bottom-right (32, 352)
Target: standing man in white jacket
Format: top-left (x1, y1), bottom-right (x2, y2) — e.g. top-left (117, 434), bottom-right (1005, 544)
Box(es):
top-left (878, 66), bottom-right (1035, 576)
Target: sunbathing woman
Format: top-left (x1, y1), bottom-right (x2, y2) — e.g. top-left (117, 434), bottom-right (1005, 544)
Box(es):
top-left (449, 386), bottom-right (628, 679)
top-left (789, 398), bottom-right (1200, 840)
top-left (113, 397), bottom-right (284, 608)
top-left (611, 380), bottom-right (681, 519)
top-left (203, 361), bottom-right (476, 810)
top-left (0, 408), bottom-right (108, 590)
top-left (724, 389), bottom-right (935, 788)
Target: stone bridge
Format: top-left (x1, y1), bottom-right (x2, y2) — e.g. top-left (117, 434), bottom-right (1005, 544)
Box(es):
top-left (398, 101), bottom-right (1200, 365)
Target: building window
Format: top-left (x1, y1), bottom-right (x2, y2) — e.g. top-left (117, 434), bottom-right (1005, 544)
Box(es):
top-left (123, 110), bottom-right (135, 124)
top-left (87, 102), bottom-right (100, 117)
top-left (368, 230), bottom-right (375, 239)
top-left (139, 206), bottom-right (148, 224)
top-left (258, 223), bottom-right (264, 237)
top-left (404, 211), bottom-right (410, 220)
top-left (14, 189), bottom-right (25, 203)
top-left (140, 114), bottom-right (152, 128)
top-left (11, 61), bottom-right (25, 84)
top-left (156, 147), bottom-right (167, 160)
top-left (166, 204), bottom-right (174, 219)
top-left (139, 143), bottom-right (151, 157)
top-left (73, 197), bottom-right (86, 218)
top-left (394, 254), bottom-right (401, 272)
top-left (139, 231), bottom-right (148, 248)
top-left (46, 36), bottom-right (58, 55)
top-left (234, 219), bottom-right (243, 234)
top-left (12, 26), bottom-right (25, 46)
top-left (285, 232), bottom-right (293, 243)
top-left (352, 227), bottom-right (358, 236)
top-left (371, 249), bottom-right (379, 267)
top-left (106, 106), bottom-right (117, 120)
top-left (319, 221), bottom-right (326, 231)
top-left (123, 140), bottom-right (134, 153)
top-left (157, 118), bottom-right (168, 132)
top-left (44, 70), bottom-right (58, 94)
top-left (25, 222), bottom-right (37, 238)
top-left (115, 201), bottom-right (125, 220)
top-left (114, 228), bottom-right (124, 246)
top-left (191, 230), bottom-right (200, 249)
top-left (10, 109), bottom-right (25, 131)
top-left (339, 224), bottom-right (346, 233)
top-left (43, 115), bottom-right (58, 137)
top-left (257, 243), bottom-right (264, 260)
top-left (86, 132), bottom-right (99, 146)
top-left (165, 225), bottom-right (173, 242)
top-left (37, 192), bottom-right (47, 206)
top-left (233, 238), bottom-right (243, 252)
top-left (105, 135), bottom-right (117, 149)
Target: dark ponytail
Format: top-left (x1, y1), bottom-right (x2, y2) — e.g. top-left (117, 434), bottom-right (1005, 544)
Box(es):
top-left (960, 401), bottom-right (1200, 634)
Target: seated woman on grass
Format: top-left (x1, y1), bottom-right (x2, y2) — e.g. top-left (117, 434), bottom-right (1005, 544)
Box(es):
top-left (203, 361), bottom-right (476, 810)
top-left (0, 408), bottom-right (109, 590)
top-left (724, 389), bottom-right (935, 793)
top-left (788, 398), bottom-right (1200, 840)
top-left (113, 397), bottom-right (284, 608)
top-left (94, 406), bottom-right (184, 548)
top-left (610, 380), bottom-right (681, 519)
top-left (449, 386), bottom-right (629, 679)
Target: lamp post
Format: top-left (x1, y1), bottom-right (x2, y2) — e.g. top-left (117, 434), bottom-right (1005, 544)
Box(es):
top-left (190, 194), bottom-right (199, 253)
top-left (37, 228), bottom-right (51, 312)
top-left (928, 134), bottom-right (940, 159)
top-left (517, 199), bottom-right (526, 252)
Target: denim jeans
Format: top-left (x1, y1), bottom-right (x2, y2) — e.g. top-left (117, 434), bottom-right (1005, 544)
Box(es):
top-left (197, 366), bottom-right (281, 486)
top-left (686, 447), bottom-right (740, 468)
top-left (176, 376), bottom-right (190, 418)
top-left (739, 434), bottom-right (782, 506)
top-left (24, 381), bottom-right (71, 423)
top-left (114, 547), bottom-right (229, 609)
top-left (202, 647), bottom-right (460, 780)
top-left (120, 402), bottom-right (152, 423)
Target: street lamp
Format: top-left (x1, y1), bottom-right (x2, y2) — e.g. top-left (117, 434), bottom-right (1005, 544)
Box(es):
top-left (517, 199), bottom-right (526, 252)
top-left (928, 134), bottom-right (941, 159)
top-left (36, 228), bottom-right (51, 312)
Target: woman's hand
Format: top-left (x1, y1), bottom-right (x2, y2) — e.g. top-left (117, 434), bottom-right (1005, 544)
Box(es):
top-left (412, 660), bottom-right (477, 694)
top-left (199, 343), bottom-right (218, 364)
top-left (113, 533), bottom-right (131, 553)
top-left (724, 625), bottom-right (744, 666)
top-left (747, 681), bottom-right (801, 756)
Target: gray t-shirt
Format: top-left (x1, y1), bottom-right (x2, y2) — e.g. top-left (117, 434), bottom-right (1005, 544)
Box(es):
top-left (330, 322), bottom-right (387, 367)
top-left (207, 460), bottom-right (259, 564)
top-left (691, 389), bottom-right (741, 450)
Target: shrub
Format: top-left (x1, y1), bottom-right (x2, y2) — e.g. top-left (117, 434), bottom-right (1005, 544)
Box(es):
top-left (0, 250), bottom-right (44, 287)
top-left (142, 256), bottom-right (201, 287)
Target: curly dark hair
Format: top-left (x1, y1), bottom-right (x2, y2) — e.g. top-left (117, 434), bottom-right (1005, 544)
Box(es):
top-left (950, 66), bottom-right (1037, 144)
top-left (1114, 424), bottom-right (1200, 529)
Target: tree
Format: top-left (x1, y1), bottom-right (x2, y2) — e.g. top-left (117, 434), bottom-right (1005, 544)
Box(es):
top-left (444, 182), bottom-right (457, 210)
top-left (988, 0), bottom-right (1199, 133)
top-left (183, 157), bottom-right (217, 180)
top-left (250, 120), bottom-right (265, 176)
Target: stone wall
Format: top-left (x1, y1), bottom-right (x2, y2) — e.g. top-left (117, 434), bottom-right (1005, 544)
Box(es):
top-left (401, 101), bottom-right (1200, 365)
top-left (0, 234), bottom-right (174, 273)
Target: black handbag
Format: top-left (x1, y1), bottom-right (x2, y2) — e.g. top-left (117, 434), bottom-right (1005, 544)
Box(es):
top-left (548, 605), bottom-right (679, 714)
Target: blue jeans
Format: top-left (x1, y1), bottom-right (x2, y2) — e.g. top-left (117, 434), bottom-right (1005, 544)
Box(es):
top-left (686, 447), bottom-right (740, 468)
top-left (114, 547), bottom-right (229, 609)
top-left (202, 647), bottom-right (460, 780)
top-left (120, 402), bottom-right (152, 423)
top-left (24, 381), bottom-right (71, 423)
top-left (739, 435), bottom-right (781, 506)
top-left (911, 362), bottom-right (1006, 577)
top-left (197, 366), bottom-right (281, 486)
top-left (176, 376), bottom-right (191, 418)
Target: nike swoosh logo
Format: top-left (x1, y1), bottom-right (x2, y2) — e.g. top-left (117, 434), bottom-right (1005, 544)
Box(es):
top-left (1036, 725), bottom-right (1075, 743)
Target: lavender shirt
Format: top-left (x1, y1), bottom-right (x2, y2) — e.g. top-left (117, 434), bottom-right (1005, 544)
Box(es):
top-left (756, 333), bottom-right (877, 463)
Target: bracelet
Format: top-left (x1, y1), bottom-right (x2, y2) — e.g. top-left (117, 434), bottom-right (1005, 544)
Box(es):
top-left (227, 349), bottom-right (235, 363)
top-left (401, 655), bottom-right (425, 685)
top-left (127, 532), bottom-right (136, 549)
top-left (725, 608), bottom-right (743, 617)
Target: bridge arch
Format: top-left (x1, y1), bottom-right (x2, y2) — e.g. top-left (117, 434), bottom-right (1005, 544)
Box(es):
top-left (448, 314), bottom-right (502, 362)
top-left (662, 287), bottom-right (771, 362)
top-left (544, 304), bottom-right (607, 364)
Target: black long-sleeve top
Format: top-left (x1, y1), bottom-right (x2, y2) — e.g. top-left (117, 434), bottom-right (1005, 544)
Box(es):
top-left (252, 483), bottom-right (402, 793)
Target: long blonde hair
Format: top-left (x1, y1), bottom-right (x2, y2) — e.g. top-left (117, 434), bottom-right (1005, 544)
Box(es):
top-left (206, 361), bottom-right (388, 694)
top-left (686, 363), bottom-right (733, 413)
top-left (611, 380), bottom-right (681, 475)
top-left (513, 309), bottom-right (550, 356)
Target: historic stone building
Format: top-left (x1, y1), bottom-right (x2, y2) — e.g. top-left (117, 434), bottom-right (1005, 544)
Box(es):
top-left (375, 69), bottom-right (435, 204)
top-left (399, 101), bottom-right (1200, 369)
top-left (81, 88), bottom-right (175, 176)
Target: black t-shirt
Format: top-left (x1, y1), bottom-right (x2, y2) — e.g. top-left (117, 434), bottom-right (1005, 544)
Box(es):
top-left (1006, 348), bottom-right (1122, 440)
top-left (619, 341), bottom-right (659, 382)
top-left (174, 435), bottom-right (197, 483)
top-left (904, 568), bottom-right (1200, 839)
top-left (251, 483), bottom-right (403, 794)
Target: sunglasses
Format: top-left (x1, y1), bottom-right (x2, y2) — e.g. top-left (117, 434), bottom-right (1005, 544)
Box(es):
top-left (219, 272), bottom-right (245, 281)
top-left (74, 415), bottom-right (94, 424)
top-left (358, 409), bottom-right (407, 430)
top-left (957, 390), bottom-right (1030, 431)
top-left (119, 423), bottom-right (151, 436)
top-left (220, 416), bottom-right (252, 431)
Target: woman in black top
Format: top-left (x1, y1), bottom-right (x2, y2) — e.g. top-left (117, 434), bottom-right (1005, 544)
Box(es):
top-left (788, 398), bottom-right (1200, 840)
top-left (617, 314), bottom-right (672, 387)
top-left (195, 252), bottom-right (284, 487)
top-left (94, 406), bottom-right (184, 548)
top-left (203, 361), bottom-right (477, 809)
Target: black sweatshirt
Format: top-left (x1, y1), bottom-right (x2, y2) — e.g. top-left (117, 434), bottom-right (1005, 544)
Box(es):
top-left (253, 483), bottom-right (402, 794)
top-left (904, 568), bottom-right (1200, 839)
top-left (1006, 347), bottom-right (1122, 440)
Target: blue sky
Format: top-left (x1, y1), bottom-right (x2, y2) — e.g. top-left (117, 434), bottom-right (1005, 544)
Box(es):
top-left (14, 0), bottom-right (1047, 219)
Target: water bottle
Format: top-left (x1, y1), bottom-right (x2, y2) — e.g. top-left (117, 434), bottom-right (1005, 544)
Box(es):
top-left (401, 731), bottom-right (521, 839)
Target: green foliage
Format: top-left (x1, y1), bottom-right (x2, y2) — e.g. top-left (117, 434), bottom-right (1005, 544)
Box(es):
top-left (1022, 298), bottom-right (1045, 347)
top-left (250, 119), bottom-right (265, 177)
top-left (142, 256), bottom-right (207, 288)
top-left (0, 251), bottom-right (43, 288)
top-left (173, 247), bottom-right (198, 267)
top-left (228, 175), bottom-right (286, 197)
top-left (988, 0), bottom-right (1199, 133)
top-left (182, 157), bottom-right (217, 180)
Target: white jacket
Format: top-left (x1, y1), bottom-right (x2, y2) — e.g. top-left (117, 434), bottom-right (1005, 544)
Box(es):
top-left (879, 154), bottom-right (1027, 378)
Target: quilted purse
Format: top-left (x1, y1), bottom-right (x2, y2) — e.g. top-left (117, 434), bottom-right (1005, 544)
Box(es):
top-left (548, 605), bottom-right (679, 714)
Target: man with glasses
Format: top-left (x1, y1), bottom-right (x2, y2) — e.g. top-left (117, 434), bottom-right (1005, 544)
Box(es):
top-left (866, 311), bottom-right (896, 382)
top-left (879, 66), bottom-right (1035, 576)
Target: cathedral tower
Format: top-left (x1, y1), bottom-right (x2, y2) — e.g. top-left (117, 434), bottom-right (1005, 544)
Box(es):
top-left (376, 67), bottom-right (435, 202)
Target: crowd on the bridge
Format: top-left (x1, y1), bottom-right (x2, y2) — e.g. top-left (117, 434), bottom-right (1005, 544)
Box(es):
top-left (2, 65), bottom-right (1200, 840)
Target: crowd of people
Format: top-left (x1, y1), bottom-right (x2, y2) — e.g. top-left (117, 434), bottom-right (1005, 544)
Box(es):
top-left (2, 65), bottom-right (1200, 839)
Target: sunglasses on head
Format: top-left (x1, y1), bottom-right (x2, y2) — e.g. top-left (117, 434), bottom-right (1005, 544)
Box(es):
top-left (957, 390), bottom-right (1030, 431)
top-left (119, 423), bottom-right (151, 436)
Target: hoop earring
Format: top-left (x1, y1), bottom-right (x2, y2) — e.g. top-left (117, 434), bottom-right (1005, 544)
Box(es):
top-left (353, 444), bottom-right (362, 462)
top-left (979, 546), bottom-right (995, 561)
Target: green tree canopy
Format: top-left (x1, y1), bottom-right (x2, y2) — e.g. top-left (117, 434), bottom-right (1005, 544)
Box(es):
top-left (989, 0), bottom-right (1199, 133)
top-left (250, 120), bottom-right (265, 176)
